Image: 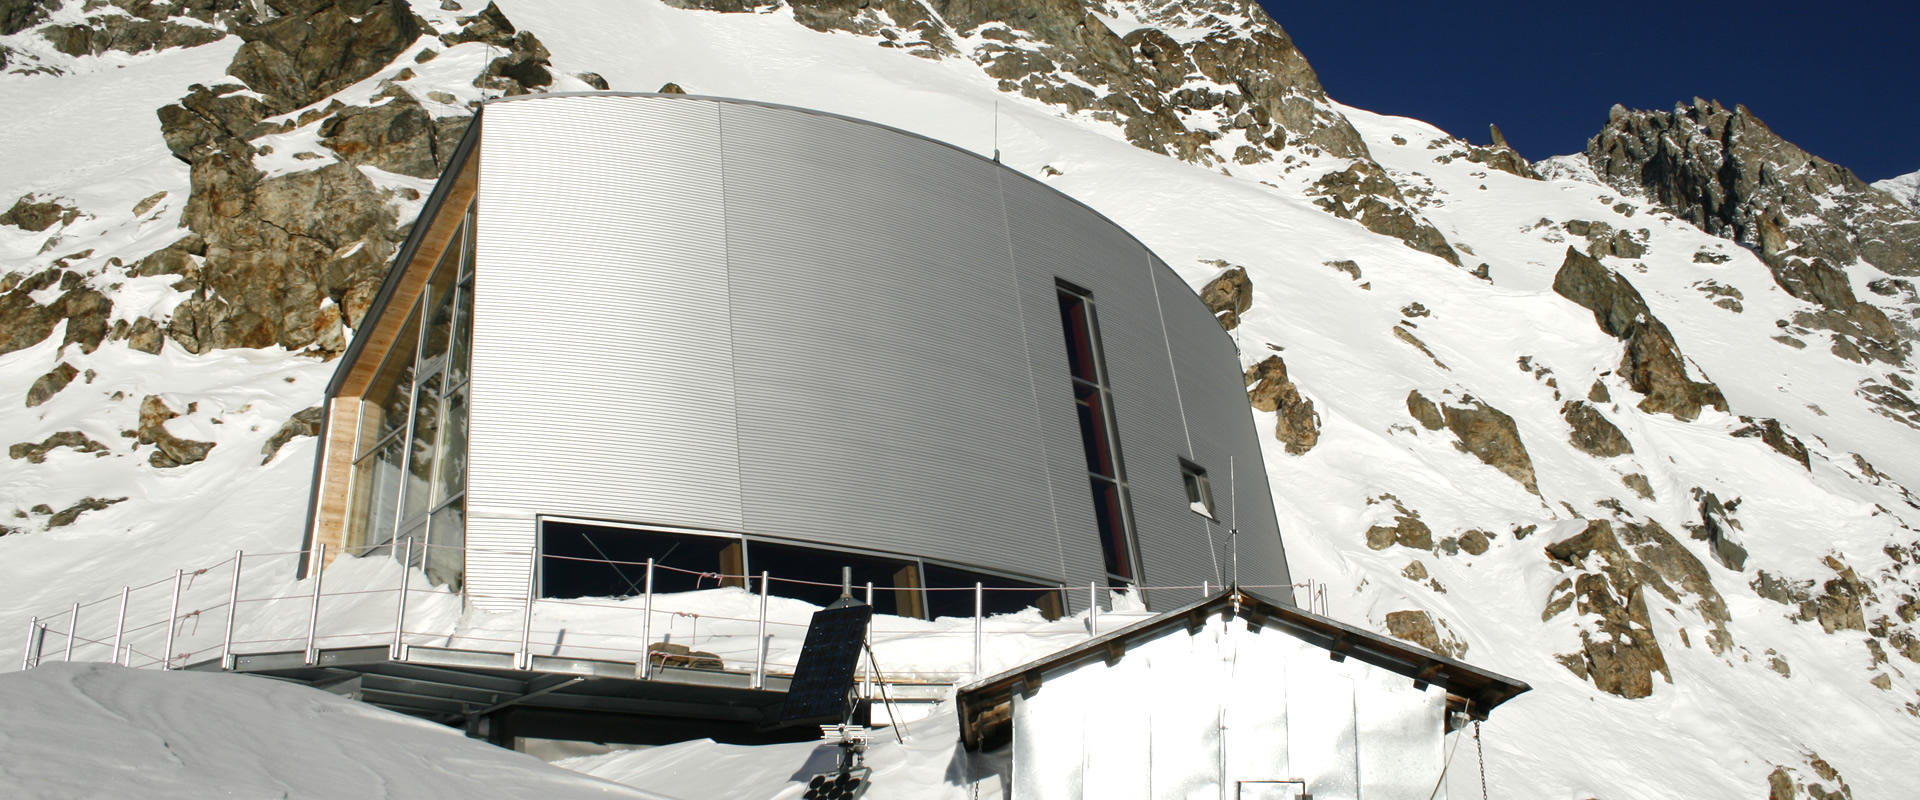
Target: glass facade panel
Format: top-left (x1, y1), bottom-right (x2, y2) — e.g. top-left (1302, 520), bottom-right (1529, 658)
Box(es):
top-left (340, 203), bottom-right (474, 590)
top-left (437, 385), bottom-right (468, 503)
top-left (426, 505), bottom-right (465, 590)
top-left (448, 277), bottom-right (473, 388)
top-left (421, 249), bottom-right (459, 366)
top-left (355, 307), bottom-right (421, 458)
top-left (402, 373), bottom-right (442, 524)
top-left (353, 437), bottom-right (405, 553)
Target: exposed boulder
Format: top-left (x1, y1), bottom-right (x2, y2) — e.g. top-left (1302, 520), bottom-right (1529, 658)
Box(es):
top-left (261, 406), bottom-right (324, 464)
top-left (1383, 609), bottom-right (1466, 659)
top-left (0, 269), bottom-right (112, 357)
top-left (1310, 160), bottom-right (1460, 265)
top-left (24, 362), bottom-right (78, 408)
top-left (319, 89), bottom-right (465, 179)
top-left (1561, 400), bottom-right (1632, 457)
top-left (0, 0), bottom-right (52, 36)
top-left (1198, 260), bottom-right (1251, 330)
top-left (137, 396), bottom-right (216, 468)
top-left (1407, 390), bottom-right (1539, 495)
top-left (228, 0), bottom-right (426, 115)
top-left (1363, 494), bottom-right (1431, 551)
top-left (1243, 355), bottom-right (1319, 455)
top-left (9, 431), bottom-right (111, 464)
top-left (46, 496), bottom-right (127, 529)
top-left (1553, 247), bottom-right (1729, 420)
top-left (1731, 416), bottom-right (1811, 470)
top-left (40, 12), bottom-right (227, 57)
top-left (438, 2), bottom-right (556, 95)
top-left (1620, 473), bottom-right (1654, 500)
top-left (0, 194), bottom-right (81, 232)
top-left (1684, 489), bottom-right (1747, 571)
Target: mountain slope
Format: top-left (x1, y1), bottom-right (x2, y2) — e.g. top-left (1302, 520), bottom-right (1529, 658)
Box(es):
top-left (2, 1), bottom-right (1918, 798)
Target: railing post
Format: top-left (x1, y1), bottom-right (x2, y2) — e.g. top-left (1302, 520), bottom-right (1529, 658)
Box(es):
top-left (163, 568), bottom-right (184, 670)
top-left (518, 547), bottom-right (537, 670)
top-left (1089, 582), bottom-right (1099, 638)
top-left (390, 539), bottom-right (413, 660)
top-left (303, 545), bottom-right (325, 666)
top-left (21, 616), bottom-right (37, 670)
top-left (111, 587), bottom-right (128, 667)
top-left (863, 582), bottom-right (874, 700)
top-left (752, 571), bottom-right (769, 690)
top-left (639, 558), bottom-right (654, 679)
top-left (63, 602), bottom-right (79, 662)
top-left (221, 550), bottom-right (243, 668)
top-left (973, 583), bottom-right (984, 680)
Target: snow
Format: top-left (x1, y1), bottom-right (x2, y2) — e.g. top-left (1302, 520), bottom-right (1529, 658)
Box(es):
top-left (0, 663), bottom-right (669, 799)
top-left (1874, 168), bottom-right (1920, 211)
top-left (3, 0), bottom-right (1919, 798)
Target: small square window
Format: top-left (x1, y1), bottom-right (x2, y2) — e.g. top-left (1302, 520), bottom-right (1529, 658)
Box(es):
top-left (1181, 460), bottom-right (1216, 519)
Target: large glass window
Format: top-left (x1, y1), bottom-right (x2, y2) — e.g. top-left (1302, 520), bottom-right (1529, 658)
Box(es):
top-left (343, 205), bottom-right (475, 589)
top-left (1058, 281), bottom-right (1140, 587)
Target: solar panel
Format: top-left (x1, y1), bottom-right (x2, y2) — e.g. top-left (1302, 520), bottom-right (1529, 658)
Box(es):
top-left (780, 600), bottom-right (874, 722)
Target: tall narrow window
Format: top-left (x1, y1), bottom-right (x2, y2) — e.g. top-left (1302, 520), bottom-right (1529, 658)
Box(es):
top-left (1058, 281), bottom-right (1139, 586)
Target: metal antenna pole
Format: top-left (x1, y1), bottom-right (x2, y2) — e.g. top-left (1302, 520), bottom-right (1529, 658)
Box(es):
top-left (390, 539), bottom-right (413, 660)
top-left (111, 587), bottom-right (128, 667)
top-left (639, 558), bottom-right (654, 679)
top-left (221, 550), bottom-right (243, 668)
top-left (303, 545), bottom-right (325, 666)
top-left (1230, 456), bottom-right (1239, 587)
top-left (164, 568), bottom-right (184, 670)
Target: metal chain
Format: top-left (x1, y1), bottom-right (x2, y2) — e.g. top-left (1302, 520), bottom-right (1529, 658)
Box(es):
top-left (1475, 720), bottom-right (1488, 800)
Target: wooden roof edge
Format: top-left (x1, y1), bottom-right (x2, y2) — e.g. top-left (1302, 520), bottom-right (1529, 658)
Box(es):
top-left (956, 587), bottom-right (1531, 744)
top-left (321, 110), bottom-right (484, 399)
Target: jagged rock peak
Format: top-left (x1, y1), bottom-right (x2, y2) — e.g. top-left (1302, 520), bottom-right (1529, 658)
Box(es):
top-left (1587, 98), bottom-right (1920, 278)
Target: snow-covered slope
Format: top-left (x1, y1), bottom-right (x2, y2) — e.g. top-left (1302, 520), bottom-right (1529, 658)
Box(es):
top-left (1878, 168), bottom-right (1920, 212)
top-left (0, 663), bottom-right (666, 798)
top-left (3, 1), bottom-right (1918, 798)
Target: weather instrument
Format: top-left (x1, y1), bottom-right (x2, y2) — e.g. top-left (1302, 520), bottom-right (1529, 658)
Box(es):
top-left (785, 569), bottom-right (877, 799)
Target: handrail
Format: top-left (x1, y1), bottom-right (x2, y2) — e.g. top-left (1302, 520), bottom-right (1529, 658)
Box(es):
top-left (14, 543), bottom-right (1326, 678)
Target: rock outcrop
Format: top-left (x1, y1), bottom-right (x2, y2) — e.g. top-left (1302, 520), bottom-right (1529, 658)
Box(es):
top-left (1731, 416), bottom-right (1810, 470)
top-left (1544, 518), bottom-right (1732, 698)
top-left (1383, 609), bottom-right (1466, 659)
top-left (1561, 400), bottom-right (1632, 457)
top-left (1198, 260), bottom-right (1252, 329)
top-left (24, 362), bottom-right (78, 408)
top-left (1309, 160), bottom-right (1460, 265)
top-left (1590, 99), bottom-right (1920, 278)
top-left (137, 396), bottom-right (216, 468)
top-left (1244, 355), bottom-right (1318, 454)
top-left (1407, 390), bottom-right (1539, 495)
top-left (0, 269), bottom-right (112, 357)
top-left (261, 406), bottom-right (324, 464)
top-left (9, 431), bottom-right (111, 464)
top-left (1588, 100), bottom-right (1916, 364)
top-left (1553, 247), bottom-right (1729, 421)
top-left (1685, 489), bottom-right (1748, 572)
top-left (1363, 494), bottom-right (1431, 551)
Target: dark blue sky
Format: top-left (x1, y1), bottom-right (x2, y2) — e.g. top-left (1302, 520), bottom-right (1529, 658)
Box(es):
top-left (1257, 2), bottom-right (1918, 183)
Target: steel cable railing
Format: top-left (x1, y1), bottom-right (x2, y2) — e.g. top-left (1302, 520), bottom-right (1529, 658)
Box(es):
top-left (16, 542), bottom-right (1328, 683)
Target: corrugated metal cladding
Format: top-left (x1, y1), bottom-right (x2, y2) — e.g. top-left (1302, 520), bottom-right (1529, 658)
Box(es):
top-left (463, 93), bottom-right (1289, 610)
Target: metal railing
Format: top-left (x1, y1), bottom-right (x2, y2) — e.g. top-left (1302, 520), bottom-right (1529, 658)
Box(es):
top-left (14, 542), bottom-right (1329, 685)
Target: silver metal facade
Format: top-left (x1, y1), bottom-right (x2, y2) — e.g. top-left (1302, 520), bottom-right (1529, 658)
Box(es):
top-left (464, 94), bottom-right (1290, 610)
